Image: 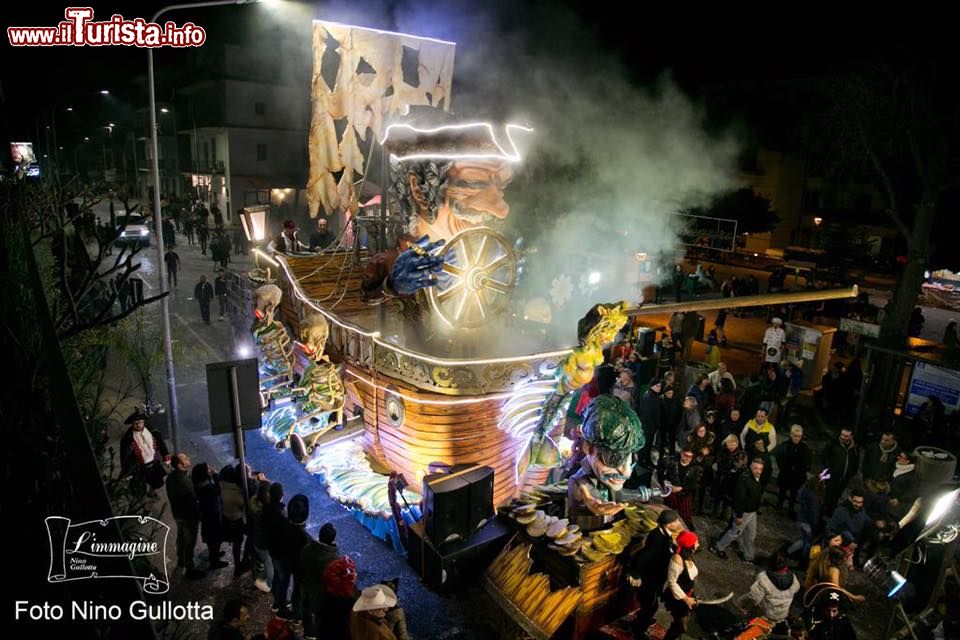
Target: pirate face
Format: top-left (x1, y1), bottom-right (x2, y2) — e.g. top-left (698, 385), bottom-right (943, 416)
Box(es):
top-left (585, 443), bottom-right (634, 493)
top-left (415, 160), bottom-right (513, 241)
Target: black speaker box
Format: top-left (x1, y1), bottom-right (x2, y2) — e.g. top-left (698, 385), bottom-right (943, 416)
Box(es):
top-left (422, 472), bottom-right (470, 546)
top-left (406, 517), bottom-right (511, 589)
top-left (422, 464), bottom-right (495, 546)
top-left (451, 464), bottom-right (494, 533)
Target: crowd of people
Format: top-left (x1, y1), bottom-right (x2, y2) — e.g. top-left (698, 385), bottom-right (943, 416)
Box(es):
top-left (115, 404), bottom-right (413, 640)
top-left (560, 303), bottom-right (959, 639)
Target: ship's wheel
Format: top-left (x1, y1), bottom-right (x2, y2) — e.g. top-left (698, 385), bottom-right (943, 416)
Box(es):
top-left (426, 227), bottom-right (518, 329)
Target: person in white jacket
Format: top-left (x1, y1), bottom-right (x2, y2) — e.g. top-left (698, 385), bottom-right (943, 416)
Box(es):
top-left (736, 551), bottom-right (800, 623)
top-left (762, 318), bottom-right (786, 365)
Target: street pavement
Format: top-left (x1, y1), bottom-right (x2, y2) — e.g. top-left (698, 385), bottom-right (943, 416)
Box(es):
top-left (92, 203), bottom-right (505, 639)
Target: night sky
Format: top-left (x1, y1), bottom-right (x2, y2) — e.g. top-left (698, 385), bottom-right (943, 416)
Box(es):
top-left (4, 2), bottom-right (949, 141)
top-left (2, 3), bottom-right (955, 269)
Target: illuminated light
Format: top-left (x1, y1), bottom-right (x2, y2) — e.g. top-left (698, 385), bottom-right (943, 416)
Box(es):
top-left (237, 344), bottom-right (252, 358)
top-left (924, 271), bottom-right (931, 279)
top-left (588, 271), bottom-right (601, 285)
top-left (313, 19), bottom-right (456, 46)
top-left (66, 107), bottom-right (73, 112)
top-left (84, 137), bottom-right (89, 141)
top-left (160, 107), bottom-right (169, 114)
top-left (285, 188), bottom-right (292, 193)
top-left (108, 122), bottom-right (115, 127)
top-left (753, 253), bottom-right (759, 257)
top-left (100, 90), bottom-right (110, 95)
top-left (382, 122), bottom-right (535, 162)
top-left (888, 571), bottom-right (907, 597)
top-left (253, 248), bottom-right (280, 267)
top-left (635, 252), bottom-right (648, 263)
top-left (345, 369), bottom-right (516, 406)
top-left (558, 435), bottom-right (574, 458)
top-left (274, 253), bottom-right (574, 362)
top-left (925, 488), bottom-right (960, 527)
top-left (813, 216), bottom-right (823, 226)
top-left (373, 337), bottom-right (570, 367)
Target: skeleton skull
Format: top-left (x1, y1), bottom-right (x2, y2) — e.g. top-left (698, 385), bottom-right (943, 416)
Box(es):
top-left (300, 313), bottom-right (330, 360)
top-left (254, 285), bottom-right (283, 324)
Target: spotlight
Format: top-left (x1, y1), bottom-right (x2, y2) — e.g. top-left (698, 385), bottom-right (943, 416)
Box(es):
top-left (864, 556), bottom-right (907, 598)
top-left (237, 344), bottom-right (252, 358)
top-left (926, 488), bottom-right (960, 527)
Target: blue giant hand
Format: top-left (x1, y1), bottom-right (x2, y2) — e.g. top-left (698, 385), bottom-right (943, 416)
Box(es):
top-left (388, 235), bottom-right (446, 296)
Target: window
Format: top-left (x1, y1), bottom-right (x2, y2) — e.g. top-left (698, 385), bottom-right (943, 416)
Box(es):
top-left (256, 144), bottom-right (267, 162)
top-left (254, 102), bottom-right (266, 116)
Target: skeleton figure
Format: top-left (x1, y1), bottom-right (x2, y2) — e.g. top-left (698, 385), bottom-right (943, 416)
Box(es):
top-left (290, 313), bottom-right (345, 437)
top-left (251, 284), bottom-right (294, 399)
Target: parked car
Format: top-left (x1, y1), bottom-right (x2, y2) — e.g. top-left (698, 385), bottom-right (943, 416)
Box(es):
top-left (114, 213), bottom-right (151, 247)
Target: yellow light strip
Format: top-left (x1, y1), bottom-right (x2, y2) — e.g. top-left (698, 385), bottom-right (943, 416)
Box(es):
top-left (275, 252), bottom-right (574, 365)
top-left (253, 247), bottom-right (280, 267)
top-left (345, 369), bottom-right (521, 406)
top-left (275, 254), bottom-right (382, 338)
top-left (382, 122), bottom-right (535, 162)
top-left (370, 337), bottom-right (571, 367)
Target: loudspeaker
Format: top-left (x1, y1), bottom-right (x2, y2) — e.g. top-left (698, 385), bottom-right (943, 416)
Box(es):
top-left (422, 472), bottom-right (470, 545)
top-left (407, 518), bottom-right (511, 589)
top-left (452, 464), bottom-right (495, 532)
top-left (423, 464), bottom-right (495, 546)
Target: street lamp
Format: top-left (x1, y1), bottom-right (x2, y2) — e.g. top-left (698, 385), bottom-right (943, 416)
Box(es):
top-left (100, 90), bottom-right (110, 95)
top-left (147, 0), bottom-right (268, 451)
top-left (239, 205), bottom-right (276, 281)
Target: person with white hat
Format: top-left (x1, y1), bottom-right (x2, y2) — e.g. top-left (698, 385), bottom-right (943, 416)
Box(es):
top-left (762, 317), bottom-right (786, 366)
top-left (350, 585), bottom-right (399, 640)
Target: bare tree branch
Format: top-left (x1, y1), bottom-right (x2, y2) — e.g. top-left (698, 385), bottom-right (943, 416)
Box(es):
top-left (58, 292), bottom-right (169, 342)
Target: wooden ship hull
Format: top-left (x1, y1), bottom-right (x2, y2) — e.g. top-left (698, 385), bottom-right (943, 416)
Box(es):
top-left (270, 249), bottom-right (567, 507)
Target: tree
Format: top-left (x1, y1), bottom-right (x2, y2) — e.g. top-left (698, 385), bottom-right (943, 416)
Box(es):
top-left (698, 187), bottom-right (780, 235)
top-left (22, 176), bottom-right (167, 341)
top-left (804, 59), bottom-right (960, 343)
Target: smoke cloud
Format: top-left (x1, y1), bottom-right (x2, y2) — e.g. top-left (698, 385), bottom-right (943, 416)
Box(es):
top-left (314, 0), bottom-right (742, 346)
top-left (396, 2), bottom-right (741, 344)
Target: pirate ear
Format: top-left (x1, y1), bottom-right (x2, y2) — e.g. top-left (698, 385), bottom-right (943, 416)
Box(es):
top-left (406, 174), bottom-right (432, 221)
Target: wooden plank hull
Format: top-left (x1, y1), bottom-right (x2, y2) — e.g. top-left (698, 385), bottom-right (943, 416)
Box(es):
top-left (345, 362), bottom-right (527, 506)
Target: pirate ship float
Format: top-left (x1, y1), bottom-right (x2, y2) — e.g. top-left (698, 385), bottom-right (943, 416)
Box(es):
top-left (243, 20), bottom-right (860, 536)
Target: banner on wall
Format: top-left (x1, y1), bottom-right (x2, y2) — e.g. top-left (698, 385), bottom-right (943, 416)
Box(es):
top-left (905, 362), bottom-right (960, 418)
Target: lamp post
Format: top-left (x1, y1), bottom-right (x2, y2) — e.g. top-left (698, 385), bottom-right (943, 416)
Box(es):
top-left (239, 204), bottom-right (274, 280)
top-left (148, 0), bottom-right (264, 451)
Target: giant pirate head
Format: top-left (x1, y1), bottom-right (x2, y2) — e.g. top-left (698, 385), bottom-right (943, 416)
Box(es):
top-left (579, 395), bottom-right (645, 493)
top-left (384, 122), bottom-right (526, 243)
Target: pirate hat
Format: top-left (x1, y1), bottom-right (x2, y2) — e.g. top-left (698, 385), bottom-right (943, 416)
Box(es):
top-left (124, 408), bottom-right (149, 424)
